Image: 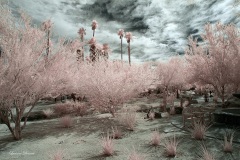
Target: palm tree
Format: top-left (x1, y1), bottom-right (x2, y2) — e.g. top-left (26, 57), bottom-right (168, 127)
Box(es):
top-left (117, 29), bottom-right (124, 61)
top-left (91, 20), bottom-right (98, 37)
top-left (125, 32), bottom-right (133, 65)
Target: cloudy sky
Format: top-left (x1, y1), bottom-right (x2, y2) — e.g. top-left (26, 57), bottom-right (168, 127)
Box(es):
top-left (7, 0), bottom-right (240, 62)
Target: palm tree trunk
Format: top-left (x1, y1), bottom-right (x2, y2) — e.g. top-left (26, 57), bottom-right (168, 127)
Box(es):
top-left (128, 42), bottom-right (131, 65)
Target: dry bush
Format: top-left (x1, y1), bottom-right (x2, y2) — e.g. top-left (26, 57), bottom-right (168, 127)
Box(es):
top-left (71, 102), bottom-right (88, 116)
top-left (111, 126), bottom-right (123, 139)
top-left (54, 102), bottom-right (72, 115)
top-left (162, 135), bottom-right (179, 157)
top-left (59, 116), bottom-right (73, 128)
top-left (128, 148), bottom-right (145, 160)
top-left (223, 131), bottom-right (234, 153)
top-left (118, 111), bottom-right (137, 131)
top-left (200, 145), bottom-right (215, 160)
top-left (150, 130), bottom-right (161, 146)
top-left (192, 121), bottom-right (208, 140)
top-left (148, 112), bottom-right (155, 120)
top-left (48, 149), bottom-right (65, 160)
top-left (101, 132), bottom-right (114, 156)
top-left (169, 106), bottom-right (176, 115)
top-left (42, 108), bottom-right (54, 118)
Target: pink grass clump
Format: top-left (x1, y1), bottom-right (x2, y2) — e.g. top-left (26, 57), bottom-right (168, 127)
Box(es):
top-left (49, 149), bottom-right (65, 160)
top-left (111, 126), bottom-right (123, 139)
top-left (150, 130), bottom-right (161, 146)
top-left (162, 135), bottom-right (179, 157)
top-left (118, 111), bottom-right (137, 131)
top-left (223, 132), bottom-right (234, 153)
top-left (42, 108), bottom-right (54, 118)
top-left (59, 116), bottom-right (73, 128)
top-left (200, 145), bottom-right (215, 160)
top-left (192, 121), bottom-right (208, 140)
top-left (101, 133), bottom-right (114, 156)
top-left (148, 112), bottom-right (155, 120)
top-left (128, 149), bottom-right (145, 160)
top-left (72, 102), bottom-right (88, 117)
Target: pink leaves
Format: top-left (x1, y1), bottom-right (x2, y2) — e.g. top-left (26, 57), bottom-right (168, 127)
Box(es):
top-left (117, 29), bottom-right (125, 39)
top-left (78, 27), bottom-right (86, 41)
top-left (91, 20), bottom-right (98, 30)
top-left (88, 37), bottom-right (96, 45)
top-left (125, 32), bottom-right (133, 43)
top-left (41, 19), bottom-right (53, 31)
top-left (78, 27), bottom-right (86, 37)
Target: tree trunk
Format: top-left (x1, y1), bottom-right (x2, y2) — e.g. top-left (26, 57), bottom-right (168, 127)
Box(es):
top-left (128, 42), bottom-right (131, 66)
top-left (221, 86), bottom-right (225, 107)
top-left (14, 119), bottom-right (22, 140)
top-left (13, 108), bottom-right (22, 140)
top-left (176, 89), bottom-right (180, 99)
top-left (120, 38), bottom-right (123, 61)
top-left (162, 87), bottom-right (168, 112)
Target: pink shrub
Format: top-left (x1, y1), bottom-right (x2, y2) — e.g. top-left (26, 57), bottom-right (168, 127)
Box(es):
top-left (200, 145), bottom-right (215, 160)
top-left (101, 133), bottom-right (114, 156)
top-left (59, 116), bottom-right (73, 128)
top-left (54, 103), bottom-right (72, 115)
top-left (42, 108), bottom-right (54, 118)
top-left (72, 102), bottom-right (88, 117)
top-left (162, 135), bottom-right (179, 157)
top-left (223, 132), bottom-right (234, 153)
top-left (192, 121), bottom-right (208, 140)
top-left (150, 130), bottom-right (161, 146)
top-left (49, 149), bottom-right (65, 160)
top-left (118, 111), bottom-right (137, 131)
top-left (148, 112), bottom-right (155, 120)
top-left (111, 126), bottom-right (123, 139)
top-left (128, 148), bottom-right (145, 160)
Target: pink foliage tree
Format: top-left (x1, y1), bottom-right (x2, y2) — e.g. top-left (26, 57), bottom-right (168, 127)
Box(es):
top-left (72, 60), bottom-right (153, 117)
top-left (185, 22), bottom-right (240, 105)
top-left (155, 57), bottom-right (187, 111)
top-left (117, 29), bottom-right (125, 61)
top-left (0, 5), bottom-right (75, 140)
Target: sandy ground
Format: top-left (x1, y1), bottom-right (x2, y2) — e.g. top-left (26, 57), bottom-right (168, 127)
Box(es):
top-left (0, 96), bottom-right (240, 160)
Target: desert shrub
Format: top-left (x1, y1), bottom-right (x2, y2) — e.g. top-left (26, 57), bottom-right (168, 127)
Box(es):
top-left (128, 148), bottom-right (145, 160)
top-left (148, 112), bottom-right (155, 120)
top-left (162, 135), bottom-right (179, 157)
top-left (42, 108), bottom-right (54, 118)
top-left (71, 102), bottom-right (88, 116)
top-left (150, 130), bottom-right (161, 146)
top-left (101, 132), bottom-right (114, 156)
top-left (192, 121), bottom-right (208, 140)
top-left (118, 111), bottom-right (137, 131)
top-left (223, 131), bottom-right (234, 153)
top-left (48, 149), bottom-right (65, 160)
top-left (111, 126), bottom-right (123, 139)
top-left (54, 102), bottom-right (73, 115)
top-left (200, 145), bottom-right (215, 160)
top-left (59, 116), bottom-right (73, 128)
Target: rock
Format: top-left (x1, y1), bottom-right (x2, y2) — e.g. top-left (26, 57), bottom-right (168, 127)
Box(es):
top-left (161, 112), bottom-right (170, 118)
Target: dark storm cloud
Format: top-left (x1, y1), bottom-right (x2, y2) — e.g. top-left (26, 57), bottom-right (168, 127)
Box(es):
top-left (7, 0), bottom-right (240, 62)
